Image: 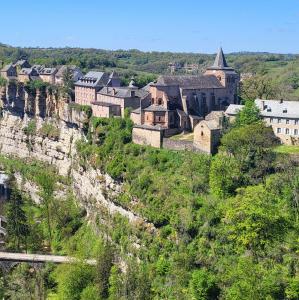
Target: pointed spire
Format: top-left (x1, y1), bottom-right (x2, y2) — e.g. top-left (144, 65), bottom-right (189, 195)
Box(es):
top-left (212, 47), bottom-right (228, 68)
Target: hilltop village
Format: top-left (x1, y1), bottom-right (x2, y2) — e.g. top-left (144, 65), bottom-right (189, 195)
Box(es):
top-left (1, 48), bottom-right (298, 154)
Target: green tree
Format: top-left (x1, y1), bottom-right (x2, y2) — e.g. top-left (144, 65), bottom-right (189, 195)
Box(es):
top-left (0, 76), bottom-right (7, 87)
top-left (95, 242), bottom-right (113, 299)
top-left (286, 276), bottom-right (299, 300)
top-left (189, 269), bottom-right (219, 300)
top-left (222, 185), bottom-right (290, 253)
top-left (53, 263), bottom-right (95, 300)
top-left (234, 100), bottom-right (261, 127)
top-left (209, 155), bottom-right (243, 198)
top-left (6, 188), bottom-right (29, 251)
top-left (108, 266), bottom-right (122, 300)
top-left (80, 284), bottom-right (100, 300)
top-left (240, 75), bottom-right (281, 101)
top-left (220, 123), bottom-right (278, 184)
top-left (62, 67), bottom-right (75, 101)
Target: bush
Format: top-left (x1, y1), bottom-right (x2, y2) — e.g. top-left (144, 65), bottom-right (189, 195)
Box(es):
top-left (39, 122), bottom-right (60, 140)
top-left (23, 119), bottom-right (37, 136)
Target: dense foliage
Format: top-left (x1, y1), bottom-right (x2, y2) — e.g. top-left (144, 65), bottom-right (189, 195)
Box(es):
top-left (1, 43), bottom-right (299, 98)
top-left (0, 108), bottom-right (298, 298)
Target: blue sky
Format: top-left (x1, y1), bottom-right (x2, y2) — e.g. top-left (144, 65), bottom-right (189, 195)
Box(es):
top-left (1, 0), bottom-right (299, 53)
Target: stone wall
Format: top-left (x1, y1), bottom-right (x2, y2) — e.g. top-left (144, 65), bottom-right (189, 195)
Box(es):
top-left (162, 138), bottom-right (194, 151)
top-left (132, 126), bottom-right (163, 148)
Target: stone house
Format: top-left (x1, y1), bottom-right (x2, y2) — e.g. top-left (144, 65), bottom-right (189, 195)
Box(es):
top-left (0, 64), bottom-right (17, 80)
top-left (74, 71), bottom-right (121, 106)
top-left (39, 67), bottom-right (58, 84)
top-left (193, 111), bottom-right (224, 154)
top-left (55, 65), bottom-right (83, 85)
top-left (92, 85), bottom-right (150, 118)
top-left (13, 59), bottom-right (31, 70)
top-left (225, 99), bottom-right (299, 145)
top-left (18, 66), bottom-right (40, 83)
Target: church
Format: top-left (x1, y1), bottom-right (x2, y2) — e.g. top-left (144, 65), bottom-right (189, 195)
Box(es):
top-left (131, 48), bottom-right (239, 134)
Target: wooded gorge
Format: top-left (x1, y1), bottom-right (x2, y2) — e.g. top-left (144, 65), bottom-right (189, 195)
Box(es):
top-left (0, 105), bottom-right (298, 299)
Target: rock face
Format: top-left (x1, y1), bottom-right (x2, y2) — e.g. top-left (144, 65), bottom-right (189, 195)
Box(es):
top-left (0, 112), bottom-right (81, 175)
top-left (0, 111), bottom-right (155, 231)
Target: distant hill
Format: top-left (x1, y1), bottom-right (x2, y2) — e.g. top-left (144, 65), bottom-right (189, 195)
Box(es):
top-left (0, 43), bottom-right (299, 99)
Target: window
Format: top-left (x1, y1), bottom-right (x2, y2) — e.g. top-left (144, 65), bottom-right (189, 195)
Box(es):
top-left (295, 120), bottom-right (298, 125)
top-left (286, 128), bottom-right (290, 134)
top-left (286, 119), bottom-right (289, 124)
top-left (278, 118), bottom-right (281, 124)
top-left (158, 98), bottom-right (163, 105)
top-left (270, 118), bottom-right (273, 123)
top-left (277, 128), bottom-right (281, 134)
top-left (295, 129), bottom-right (298, 135)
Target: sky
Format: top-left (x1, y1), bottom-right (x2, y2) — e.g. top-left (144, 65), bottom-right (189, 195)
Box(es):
top-left (1, 0), bottom-right (299, 54)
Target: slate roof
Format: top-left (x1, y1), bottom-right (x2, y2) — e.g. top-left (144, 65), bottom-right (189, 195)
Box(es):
top-left (131, 107), bottom-right (141, 114)
top-left (98, 86), bottom-right (149, 99)
top-left (19, 68), bottom-right (34, 75)
top-left (91, 101), bottom-right (120, 107)
top-left (14, 59), bottom-right (31, 68)
top-left (154, 75), bottom-right (223, 89)
top-left (225, 99), bottom-right (299, 119)
top-left (39, 67), bottom-right (57, 75)
top-left (1, 63), bottom-right (15, 72)
top-left (255, 99), bottom-right (299, 119)
top-left (207, 47), bottom-right (234, 70)
top-left (225, 104), bottom-right (244, 115)
top-left (205, 111), bottom-right (225, 121)
top-left (75, 71), bottom-right (110, 88)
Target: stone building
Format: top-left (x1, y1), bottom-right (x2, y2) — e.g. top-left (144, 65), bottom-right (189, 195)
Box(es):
top-left (193, 111), bottom-right (224, 154)
top-left (92, 85), bottom-right (150, 118)
top-left (225, 99), bottom-right (299, 145)
top-left (18, 66), bottom-right (40, 83)
top-left (74, 71), bottom-right (121, 106)
top-left (14, 59), bottom-right (31, 70)
top-left (0, 64), bottom-right (17, 80)
top-left (132, 48), bottom-right (239, 148)
top-left (38, 67), bottom-right (58, 84)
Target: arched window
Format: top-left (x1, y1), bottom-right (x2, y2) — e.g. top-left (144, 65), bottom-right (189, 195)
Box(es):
top-left (158, 98), bottom-right (163, 105)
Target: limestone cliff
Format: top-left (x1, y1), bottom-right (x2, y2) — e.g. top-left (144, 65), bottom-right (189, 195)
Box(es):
top-left (0, 111), bottom-right (155, 233)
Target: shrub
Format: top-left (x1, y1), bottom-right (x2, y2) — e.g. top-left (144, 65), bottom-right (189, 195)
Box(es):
top-left (23, 119), bottom-right (37, 136)
top-left (39, 122), bottom-right (60, 140)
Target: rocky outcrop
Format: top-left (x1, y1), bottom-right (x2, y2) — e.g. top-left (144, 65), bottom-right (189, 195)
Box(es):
top-left (0, 112), bottom-right (81, 175)
top-left (0, 111), bottom-right (155, 232)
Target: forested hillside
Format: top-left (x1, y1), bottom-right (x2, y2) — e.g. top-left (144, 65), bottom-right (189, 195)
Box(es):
top-left (0, 105), bottom-right (298, 299)
top-left (1, 43), bottom-right (299, 98)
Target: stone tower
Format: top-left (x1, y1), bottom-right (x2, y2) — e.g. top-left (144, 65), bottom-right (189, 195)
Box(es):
top-left (205, 48), bottom-right (239, 104)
